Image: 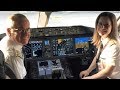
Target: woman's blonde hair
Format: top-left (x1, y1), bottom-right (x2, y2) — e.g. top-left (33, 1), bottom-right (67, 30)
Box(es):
top-left (92, 12), bottom-right (118, 48)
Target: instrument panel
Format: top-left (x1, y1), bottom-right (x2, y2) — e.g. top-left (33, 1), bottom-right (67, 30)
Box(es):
top-left (23, 26), bottom-right (96, 79)
top-left (24, 36), bottom-right (93, 60)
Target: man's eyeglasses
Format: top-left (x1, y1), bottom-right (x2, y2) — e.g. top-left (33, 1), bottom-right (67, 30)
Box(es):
top-left (11, 28), bottom-right (31, 33)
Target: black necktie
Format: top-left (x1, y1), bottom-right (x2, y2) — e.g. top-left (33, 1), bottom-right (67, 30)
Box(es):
top-left (100, 42), bottom-right (103, 51)
top-left (97, 42), bottom-right (103, 62)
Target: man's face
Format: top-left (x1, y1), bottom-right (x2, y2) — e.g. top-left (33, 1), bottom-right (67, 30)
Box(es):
top-left (10, 19), bottom-right (31, 45)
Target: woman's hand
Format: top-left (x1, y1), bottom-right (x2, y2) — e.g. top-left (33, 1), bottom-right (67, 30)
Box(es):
top-left (79, 70), bottom-right (90, 78)
top-left (82, 76), bottom-right (92, 79)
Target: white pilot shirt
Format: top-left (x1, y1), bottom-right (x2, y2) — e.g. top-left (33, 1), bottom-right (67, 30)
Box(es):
top-left (98, 38), bottom-right (120, 79)
top-left (0, 36), bottom-right (26, 79)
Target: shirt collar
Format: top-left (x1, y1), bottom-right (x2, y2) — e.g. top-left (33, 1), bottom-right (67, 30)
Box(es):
top-left (101, 37), bottom-right (110, 47)
top-left (6, 36), bottom-right (23, 51)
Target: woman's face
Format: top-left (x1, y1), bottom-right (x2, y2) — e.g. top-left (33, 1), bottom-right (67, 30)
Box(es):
top-left (97, 16), bottom-right (112, 39)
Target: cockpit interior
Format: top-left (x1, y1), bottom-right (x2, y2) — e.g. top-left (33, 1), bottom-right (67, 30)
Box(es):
top-left (0, 11), bottom-right (120, 79)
